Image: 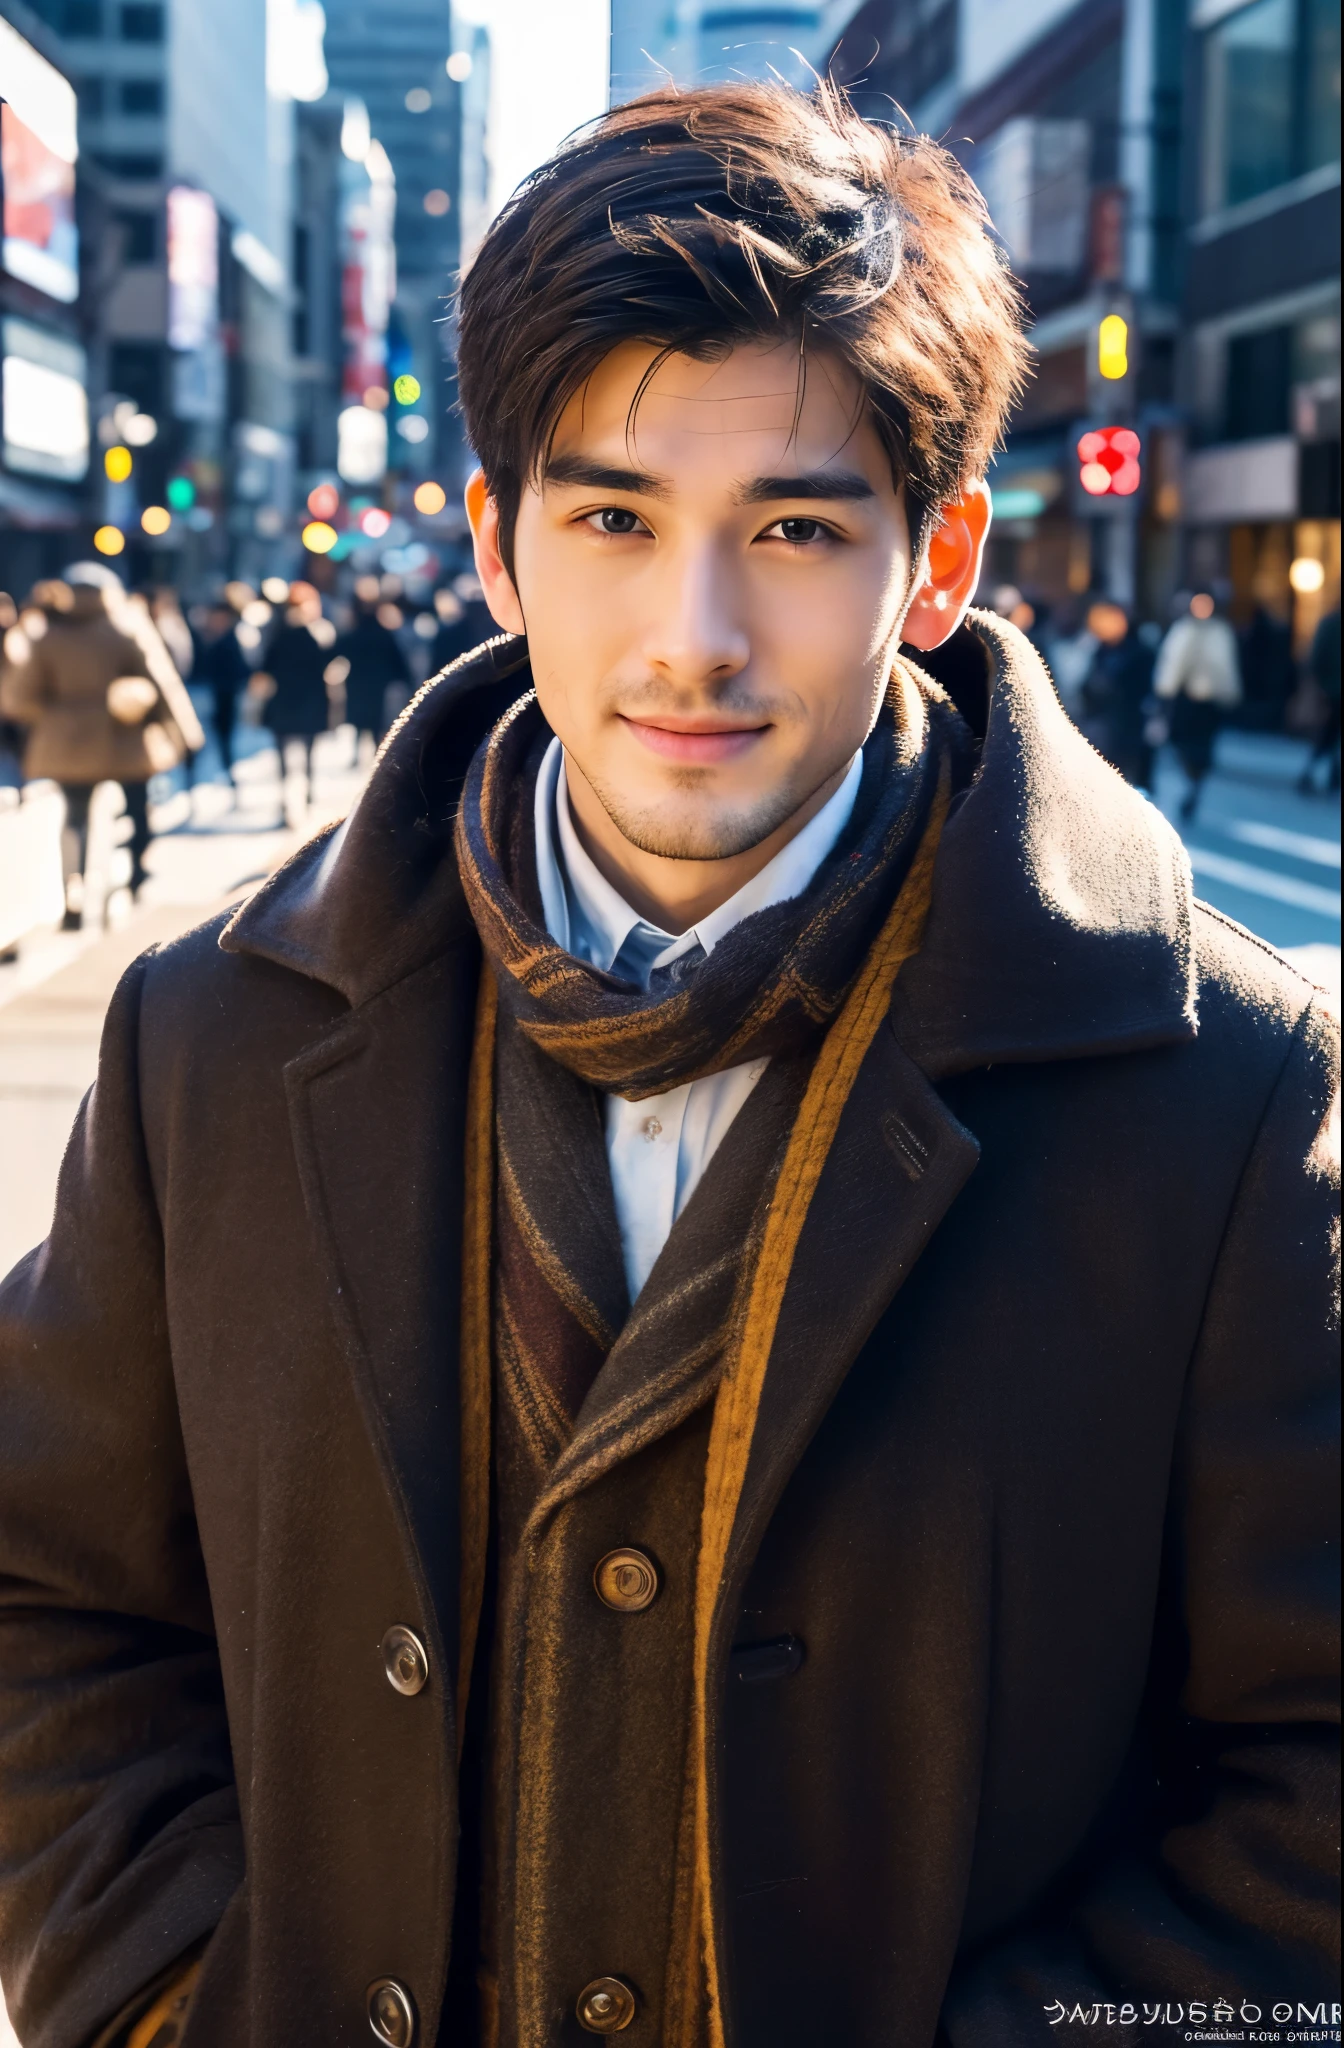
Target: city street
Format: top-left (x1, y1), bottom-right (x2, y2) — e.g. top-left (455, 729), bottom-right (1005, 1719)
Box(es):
top-left (0, 718), bottom-right (365, 1278)
top-left (1, 718), bottom-right (1337, 1282)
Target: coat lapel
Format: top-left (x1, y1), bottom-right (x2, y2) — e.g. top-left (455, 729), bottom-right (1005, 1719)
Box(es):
top-left (282, 938), bottom-right (480, 1699)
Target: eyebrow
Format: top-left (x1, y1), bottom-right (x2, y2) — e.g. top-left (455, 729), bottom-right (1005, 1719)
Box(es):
top-left (736, 469), bottom-right (876, 504)
top-left (542, 455), bottom-right (671, 498)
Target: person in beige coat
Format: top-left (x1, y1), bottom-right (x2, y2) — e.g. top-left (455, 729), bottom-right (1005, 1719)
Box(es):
top-left (0, 563), bottom-right (203, 923)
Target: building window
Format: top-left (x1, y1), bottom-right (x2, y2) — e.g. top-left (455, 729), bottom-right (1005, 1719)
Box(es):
top-left (1202, 0), bottom-right (1341, 214)
top-left (96, 151), bottom-right (163, 179)
top-left (1225, 326), bottom-right (1293, 440)
top-left (119, 3), bottom-right (164, 40)
top-left (79, 77), bottom-right (105, 117)
top-left (116, 208), bottom-right (157, 261)
top-left (119, 78), bottom-right (163, 114)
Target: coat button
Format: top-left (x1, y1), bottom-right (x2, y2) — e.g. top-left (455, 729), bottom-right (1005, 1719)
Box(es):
top-left (576, 1975), bottom-right (637, 2032)
top-left (381, 1625), bottom-right (429, 1696)
top-left (593, 1549), bottom-right (659, 1613)
top-left (367, 1976), bottom-right (416, 2045)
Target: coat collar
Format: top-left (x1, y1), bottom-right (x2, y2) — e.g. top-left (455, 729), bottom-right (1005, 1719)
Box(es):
top-left (221, 613), bottom-right (1197, 1069)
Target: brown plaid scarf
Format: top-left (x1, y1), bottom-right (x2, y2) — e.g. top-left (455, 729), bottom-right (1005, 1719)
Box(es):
top-left (456, 664), bottom-right (966, 1103)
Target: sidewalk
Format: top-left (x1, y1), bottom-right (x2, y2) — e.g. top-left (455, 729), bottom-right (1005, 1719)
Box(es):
top-left (0, 728), bottom-right (367, 1278)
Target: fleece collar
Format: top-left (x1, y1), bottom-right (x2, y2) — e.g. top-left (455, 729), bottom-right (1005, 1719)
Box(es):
top-left (220, 613), bottom-right (1197, 1073)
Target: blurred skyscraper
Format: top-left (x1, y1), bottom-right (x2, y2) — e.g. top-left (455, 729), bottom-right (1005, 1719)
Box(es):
top-left (320, 0), bottom-right (462, 476)
top-left (611, 0), bottom-right (856, 98)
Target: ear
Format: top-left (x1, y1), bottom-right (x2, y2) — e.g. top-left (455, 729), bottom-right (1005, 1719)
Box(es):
top-left (464, 469), bottom-right (526, 636)
top-left (900, 480), bottom-right (992, 652)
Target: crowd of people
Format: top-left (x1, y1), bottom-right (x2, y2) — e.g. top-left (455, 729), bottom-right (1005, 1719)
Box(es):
top-left (0, 557), bottom-right (495, 930)
top-left (994, 583), bottom-right (1341, 818)
top-left (0, 556), bottom-right (1338, 935)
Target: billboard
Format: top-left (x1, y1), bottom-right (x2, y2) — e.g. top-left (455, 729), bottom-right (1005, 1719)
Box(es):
top-left (0, 16), bottom-right (78, 306)
top-left (2, 317), bottom-right (88, 481)
top-left (167, 185), bottom-right (220, 351)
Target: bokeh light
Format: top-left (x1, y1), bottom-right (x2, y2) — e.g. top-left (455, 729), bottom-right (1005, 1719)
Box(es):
top-left (104, 446), bottom-right (133, 483)
top-left (302, 520), bottom-right (339, 554)
top-left (307, 481), bottom-right (340, 519)
top-left (261, 576), bottom-right (291, 603)
top-left (393, 374), bottom-right (421, 405)
top-left (423, 189), bottom-right (451, 216)
top-left (140, 505), bottom-right (171, 536)
top-left (359, 506), bottom-right (392, 538)
top-left (362, 385), bottom-right (389, 411)
top-left (93, 525), bottom-right (125, 555)
top-left (1289, 556), bottom-right (1326, 594)
top-left (405, 87), bottom-right (431, 112)
top-left (413, 480), bottom-right (447, 515)
top-left (446, 50), bottom-right (472, 81)
top-left (166, 475), bottom-right (196, 510)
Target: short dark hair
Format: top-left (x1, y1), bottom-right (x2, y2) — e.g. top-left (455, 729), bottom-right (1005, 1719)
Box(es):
top-left (455, 81), bottom-right (1028, 570)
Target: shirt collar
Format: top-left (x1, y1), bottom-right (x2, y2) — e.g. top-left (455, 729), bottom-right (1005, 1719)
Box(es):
top-left (533, 734), bottom-right (863, 984)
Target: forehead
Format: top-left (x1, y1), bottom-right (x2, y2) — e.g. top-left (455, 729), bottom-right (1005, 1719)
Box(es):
top-left (549, 338), bottom-right (890, 488)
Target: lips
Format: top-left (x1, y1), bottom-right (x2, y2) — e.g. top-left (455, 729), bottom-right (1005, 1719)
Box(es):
top-left (619, 714), bottom-right (768, 765)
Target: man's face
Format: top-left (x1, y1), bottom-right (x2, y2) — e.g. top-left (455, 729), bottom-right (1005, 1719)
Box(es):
top-left (506, 340), bottom-right (916, 861)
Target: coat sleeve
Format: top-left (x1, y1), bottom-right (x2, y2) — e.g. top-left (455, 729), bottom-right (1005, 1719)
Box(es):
top-left (0, 954), bottom-right (241, 2048)
top-left (941, 996), bottom-right (1340, 2041)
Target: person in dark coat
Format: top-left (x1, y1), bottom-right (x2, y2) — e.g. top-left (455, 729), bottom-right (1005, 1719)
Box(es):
top-left (0, 85), bottom-right (1335, 2048)
top-left (1079, 596), bottom-right (1157, 788)
top-left (193, 601), bottom-right (251, 780)
top-left (332, 597), bottom-right (411, 745)
top-left (256, 581), bottom-right (334, 807)
top-left (429, 579), bottom-right (495, 674)
top-left (1298, 602), bottom-right (1341, 793)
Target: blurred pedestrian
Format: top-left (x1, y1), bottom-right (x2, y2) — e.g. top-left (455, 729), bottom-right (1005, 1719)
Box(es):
top-left (1239, 603), bottom-right (1295, 732)
top-left (254, 581), bottom-right (336, 809)
top-left (0, 562), bottom-right (203, 924)
top-left (147, 587), bottom-right (195, 684)
top-left (1041, 596), bottom-right (1098, 723)
top-left (1079, 598), bottom-right (1156, 790)
top-left (1154, 590), bottom-right (1241, 822)
top-left (1298, 603), bottom-right (1341, 794)
top-left (429, 572), bottom-right (495, 675)
top-left (194, 599), bottom-right (251, 782)
top-left (333, 590), bottom-right (410, 747)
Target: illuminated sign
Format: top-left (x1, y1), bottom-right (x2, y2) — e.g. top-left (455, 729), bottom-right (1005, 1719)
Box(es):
top-left (2, 316), bottom-right (87, 480)
top-left (167, 186), bottom-right (220, 351)
top-left (0, 17), bottom-right (79, 305)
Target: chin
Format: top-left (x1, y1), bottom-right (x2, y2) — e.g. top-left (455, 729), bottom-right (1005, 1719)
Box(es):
top-left (597, 782), bottom-right (806, 863)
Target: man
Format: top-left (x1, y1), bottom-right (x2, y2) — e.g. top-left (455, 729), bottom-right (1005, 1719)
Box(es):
top-left (0, 84), bottom-right (1337, 2048)
top-left (332, 584), bottom-right (411, 750)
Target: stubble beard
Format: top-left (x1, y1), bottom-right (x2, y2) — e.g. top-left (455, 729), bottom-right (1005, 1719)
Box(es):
top-left (580, 760), bottom-right (818, 863)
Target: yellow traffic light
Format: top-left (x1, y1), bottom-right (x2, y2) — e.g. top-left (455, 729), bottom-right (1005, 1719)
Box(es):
top-left (1098, 314), bottom-right (1129, 381)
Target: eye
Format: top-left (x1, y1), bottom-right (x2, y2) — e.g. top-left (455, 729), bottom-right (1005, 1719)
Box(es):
top-left (763, 516), bottom-right (830, 545)
top-left (585, 506), bottom-right (648, 535)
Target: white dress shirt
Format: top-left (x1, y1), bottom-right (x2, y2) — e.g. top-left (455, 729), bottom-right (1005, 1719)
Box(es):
top-left (533, 736), bottom-right (862, 1301)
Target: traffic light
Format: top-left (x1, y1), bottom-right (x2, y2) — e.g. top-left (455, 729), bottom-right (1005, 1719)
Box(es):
top-left (1097, 313), bottom-right (1129, 381)
top-left (1077, 426), bottom-right (1141, 498)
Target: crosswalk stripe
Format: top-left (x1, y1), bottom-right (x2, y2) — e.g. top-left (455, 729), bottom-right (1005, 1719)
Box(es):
top-left (1187, 846), bottom-right (1342, 918)
top-left (1226, 820), bottom-right (1341, 869)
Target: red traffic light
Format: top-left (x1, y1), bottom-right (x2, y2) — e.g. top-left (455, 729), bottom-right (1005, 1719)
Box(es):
top-left (1078, 426), bottom-right (1141, 497)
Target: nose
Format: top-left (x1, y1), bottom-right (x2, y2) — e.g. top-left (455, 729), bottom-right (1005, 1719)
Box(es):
top-left (638, 538), bottom-right (750, 691)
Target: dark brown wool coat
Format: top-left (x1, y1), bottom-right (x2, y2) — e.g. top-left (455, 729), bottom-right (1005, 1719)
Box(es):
top-left (0, 617), bottom-right (1336, 2047)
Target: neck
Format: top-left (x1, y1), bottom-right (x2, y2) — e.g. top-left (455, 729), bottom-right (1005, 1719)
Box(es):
top-left (562, 754), bottom-right (853, 933)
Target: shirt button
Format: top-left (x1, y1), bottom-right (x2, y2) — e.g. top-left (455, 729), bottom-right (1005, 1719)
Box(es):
top-left (593, 1548), bottom-right (660, 1613)
top-left (576, 1976), bottom-right (637, 2032)
top-left (367, 1977), bottom-right (416, 2045)
top-left (641, 1115), bottom-right (662, 1141)
top-left (380, 1625), bottom-right (429, 1696)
